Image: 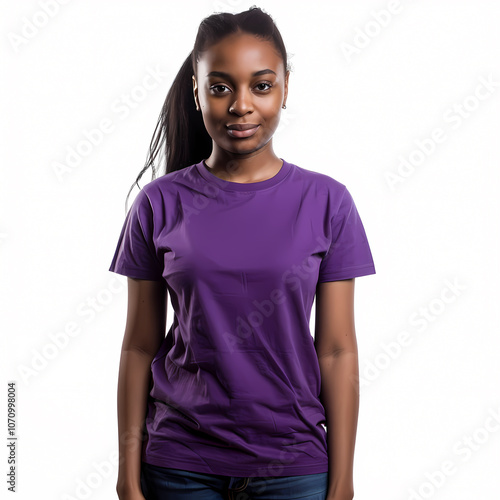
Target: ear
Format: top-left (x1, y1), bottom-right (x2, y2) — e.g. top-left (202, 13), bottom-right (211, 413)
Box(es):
top-left (283, 70), bottom-right (290, 107)
top-left (192, 75), bottom-right (200, 110)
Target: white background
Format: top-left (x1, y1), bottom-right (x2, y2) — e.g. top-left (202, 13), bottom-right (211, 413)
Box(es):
top-left (1, 1), bottom-right (499, 499)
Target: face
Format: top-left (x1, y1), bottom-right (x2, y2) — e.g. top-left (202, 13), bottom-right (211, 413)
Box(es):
top-left (192, 31), bottom-right (289, 156)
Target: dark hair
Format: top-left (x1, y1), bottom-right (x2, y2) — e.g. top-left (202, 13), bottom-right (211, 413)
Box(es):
top-left (124, 5), bottom-right (291, 211)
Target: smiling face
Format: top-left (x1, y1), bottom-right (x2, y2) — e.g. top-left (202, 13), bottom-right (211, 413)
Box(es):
top-left (192, 31), bottom-right (289, 157)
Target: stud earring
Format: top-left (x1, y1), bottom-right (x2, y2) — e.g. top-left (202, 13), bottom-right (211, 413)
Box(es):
top-left (282, 104), bottom-right (287, 109)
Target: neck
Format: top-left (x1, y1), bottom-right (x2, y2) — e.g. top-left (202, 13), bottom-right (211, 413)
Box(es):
top-left (204, 143), bottom-right (283, 183)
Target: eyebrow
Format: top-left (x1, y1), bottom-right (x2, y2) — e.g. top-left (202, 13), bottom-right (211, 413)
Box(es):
top-left (206, 69), bottom-right (277, 78)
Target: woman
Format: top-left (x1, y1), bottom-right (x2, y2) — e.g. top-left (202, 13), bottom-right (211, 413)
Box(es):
top-left (109, 6), bottom-right (376, 500)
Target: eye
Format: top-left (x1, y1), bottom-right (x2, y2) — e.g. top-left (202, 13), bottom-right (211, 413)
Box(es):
top-left (210, 84), bottom-right (231, 95)
top-left (256, 82), bottom-right (273, 92)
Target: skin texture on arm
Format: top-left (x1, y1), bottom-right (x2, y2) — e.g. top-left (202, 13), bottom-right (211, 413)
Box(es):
top-left (116, 278), bottom-right (167, 500)
top-left (315, 278), bottom-right (358, 500)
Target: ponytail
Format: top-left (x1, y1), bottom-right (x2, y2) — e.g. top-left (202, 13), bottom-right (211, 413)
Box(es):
top-left (124, 51), bottom-right (211, 211)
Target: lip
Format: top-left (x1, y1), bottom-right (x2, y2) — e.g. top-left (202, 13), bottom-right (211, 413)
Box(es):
top-left (226, 124), bottom-right (260, 138)
top-left (227, 123), bottom-right (260, 130)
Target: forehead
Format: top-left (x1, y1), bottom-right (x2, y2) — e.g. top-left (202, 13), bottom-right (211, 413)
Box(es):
top-left (197, 32), bottom-right (283, 77)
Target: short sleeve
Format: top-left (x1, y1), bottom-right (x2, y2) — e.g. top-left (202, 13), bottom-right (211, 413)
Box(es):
top-left (318, 187), bottom-right (376, 282)
top-left (108, 188), bottom-right (163, 281)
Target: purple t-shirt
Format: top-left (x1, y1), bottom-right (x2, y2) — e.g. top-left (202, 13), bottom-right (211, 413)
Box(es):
top-left (109, 158), bottom-right (376, 477)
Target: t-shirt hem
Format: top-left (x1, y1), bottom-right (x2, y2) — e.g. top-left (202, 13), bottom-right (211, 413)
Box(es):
top-left (318, 263), bottom-right (376, 282)
top-left (142, 453), bottom-right (329, 477)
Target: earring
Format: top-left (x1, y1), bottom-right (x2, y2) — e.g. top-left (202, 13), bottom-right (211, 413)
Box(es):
top-left (282, 104), bottom-right (287, 109)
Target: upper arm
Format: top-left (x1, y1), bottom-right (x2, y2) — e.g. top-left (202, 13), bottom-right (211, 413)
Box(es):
top-left (121, 277), bottom-right (168, 356)
top-left (314, 278), bottom-right (357, 359)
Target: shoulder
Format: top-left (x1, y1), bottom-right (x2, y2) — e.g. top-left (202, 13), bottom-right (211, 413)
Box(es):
top-left (289, 161), bottom-right (348, 198)
top-left (137, 164), bottom-right (199, 203)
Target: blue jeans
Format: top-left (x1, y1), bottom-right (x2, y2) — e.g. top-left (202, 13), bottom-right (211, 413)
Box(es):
top-left (140, 461), bottom-right (329, 499)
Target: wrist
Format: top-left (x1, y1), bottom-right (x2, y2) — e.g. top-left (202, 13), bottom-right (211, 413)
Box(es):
top-left (116, 476), bottom-right (142, 496)
top-left (327, 491), bottom-right (354, 500)
top-left (327, 483), bottom-right (354, 500)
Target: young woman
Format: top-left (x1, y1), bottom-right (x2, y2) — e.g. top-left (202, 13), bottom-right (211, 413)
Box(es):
top-left (109, 7), bottom-right (376, 500)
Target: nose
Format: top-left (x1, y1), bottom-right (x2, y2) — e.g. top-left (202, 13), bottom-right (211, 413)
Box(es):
top-left (229, 88), bottom-right (254, 115)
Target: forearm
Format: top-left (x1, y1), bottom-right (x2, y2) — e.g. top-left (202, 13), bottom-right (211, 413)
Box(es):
top-left (318, 350), bottom-right (359, 499)
top-left (116, 348), bottom-right (155, 495)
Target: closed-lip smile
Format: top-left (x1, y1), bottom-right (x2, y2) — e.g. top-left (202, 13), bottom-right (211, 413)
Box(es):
top-left (226, 123), bottom-right (261, 139)
top-left (226, 123), bottom-right (260, 130)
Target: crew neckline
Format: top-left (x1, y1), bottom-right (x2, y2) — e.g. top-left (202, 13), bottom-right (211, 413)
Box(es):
top-left (195, 158), bottom-right (292, 192)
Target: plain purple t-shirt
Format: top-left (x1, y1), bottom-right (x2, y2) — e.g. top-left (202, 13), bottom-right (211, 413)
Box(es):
top-left (109, 158), bottom-right (376, 477)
